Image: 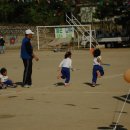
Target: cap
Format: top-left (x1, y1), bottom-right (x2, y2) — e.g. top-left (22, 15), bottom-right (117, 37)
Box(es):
top-left (25, 29), bottom-right (34, 35)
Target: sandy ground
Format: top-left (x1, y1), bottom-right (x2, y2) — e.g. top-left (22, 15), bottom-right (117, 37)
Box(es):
top-left (0, 48), bottom-right (130, 130)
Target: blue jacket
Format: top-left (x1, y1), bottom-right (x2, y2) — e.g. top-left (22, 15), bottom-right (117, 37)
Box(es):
top-left (21, 37), bottom-right (33, 59)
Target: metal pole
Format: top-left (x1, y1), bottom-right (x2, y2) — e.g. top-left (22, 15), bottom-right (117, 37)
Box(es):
top-left (75, 30), bottom-right (80, 49)
top-left (77, 32), bottom-right (80, 49)
top-left (89, 25), bottom-right (92, 49)
top-left (36, 26), bottom-right (40, 50)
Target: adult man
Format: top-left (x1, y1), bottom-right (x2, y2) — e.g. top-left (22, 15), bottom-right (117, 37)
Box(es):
top-left (21, 29), bottom-right (39, 88)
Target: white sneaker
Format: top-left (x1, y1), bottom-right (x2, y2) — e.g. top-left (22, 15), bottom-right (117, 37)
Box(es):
top-left (24, 85), bottom-right (30, 88)
top-left (92, 83), bottom-right (96, 87)
top-left (1, 84), bottom-right (7, 89)
top-left (64, 83), bottom-right (69, 87)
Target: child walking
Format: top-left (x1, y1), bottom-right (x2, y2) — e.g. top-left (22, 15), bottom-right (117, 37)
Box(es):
top-left (92, 48), bottom-right (104, 87)
top-left (0, 68), bottom-right (17, 88)
top-left (57, 51), bottom-right (73, 87)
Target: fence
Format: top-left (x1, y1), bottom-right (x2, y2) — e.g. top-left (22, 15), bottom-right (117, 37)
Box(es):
top-left (0, 25), bottom-right (37, 49)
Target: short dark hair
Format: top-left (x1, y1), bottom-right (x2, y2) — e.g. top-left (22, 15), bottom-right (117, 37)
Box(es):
top-left (64, 51), bottom-right (72, 59)
top-left (93, 48), bottom-right (101, 57)
top-left (0, 68), bottom-right (7, 75)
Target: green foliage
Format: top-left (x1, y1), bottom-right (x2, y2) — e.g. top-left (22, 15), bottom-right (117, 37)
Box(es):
top-left (0, 1), bottom-right (71, 25)
top-left (0, 3), bottom-right (14, 23)
top-left (94, 0), bottom-right (130, 25)
top-left (94, 0), bottom-right (115, 20)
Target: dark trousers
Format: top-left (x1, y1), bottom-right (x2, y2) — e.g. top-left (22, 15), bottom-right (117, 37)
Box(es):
top-left (92, 65), bottom-right (104, 84)
top-left (61, 67), bottom-right (70, 83)
top-left (22, 59), bottom-right (32, 85)
top-left (4, 80), bottom-right (13, 86)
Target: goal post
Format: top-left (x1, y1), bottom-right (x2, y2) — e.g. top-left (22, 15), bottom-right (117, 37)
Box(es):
top-left (36, 24), bottom-right (96, 50)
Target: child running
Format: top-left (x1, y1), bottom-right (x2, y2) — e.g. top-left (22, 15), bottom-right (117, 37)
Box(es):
top-left (0, 68), bottom-right (17, 88)
top-left (57, 51), bottom-right (73, 87)
top-left (92, 48), bottom-right (104, 87)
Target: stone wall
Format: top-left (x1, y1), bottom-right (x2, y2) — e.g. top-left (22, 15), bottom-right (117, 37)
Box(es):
top-left (0, 26), bottom-right (37, 50)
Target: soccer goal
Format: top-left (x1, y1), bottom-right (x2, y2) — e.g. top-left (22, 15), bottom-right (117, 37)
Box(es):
top-left (36, 25), bottom-right (98, 50)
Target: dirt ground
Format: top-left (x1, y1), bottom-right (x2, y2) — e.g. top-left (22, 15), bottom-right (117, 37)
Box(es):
top-left (0, 48), bottom-right (130, 130)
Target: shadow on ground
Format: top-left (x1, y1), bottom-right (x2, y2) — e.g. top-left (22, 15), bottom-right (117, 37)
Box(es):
top-left (98, 122), bottom-right (127, 130)
top-left (54, 82), bottom-right (65, 87)
top-left (15, 82), bottom-right (23, 86)
top-left (84, 82), bottom-right (100, 87)
top-left (113, 94), bottom-right (130, 104)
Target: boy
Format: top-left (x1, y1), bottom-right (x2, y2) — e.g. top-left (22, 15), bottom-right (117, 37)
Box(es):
top-left (0, 68), bottom-right (17, 88)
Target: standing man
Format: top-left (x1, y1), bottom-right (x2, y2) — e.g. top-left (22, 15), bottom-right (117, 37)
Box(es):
top-left (21, 29), bottom-right (39, 88)
top-left (0, 36), bottom-right (5, 54)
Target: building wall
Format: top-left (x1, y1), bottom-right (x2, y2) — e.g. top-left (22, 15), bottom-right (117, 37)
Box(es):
top-left (80, 6), bottom-right (100, 23)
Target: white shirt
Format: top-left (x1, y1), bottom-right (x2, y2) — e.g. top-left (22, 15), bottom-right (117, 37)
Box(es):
top-left (93, 56), bottom-right (101, 65)
top-left (59, 58), bottom-right (72, 68)
top-left (0, 74), bottom-right (8, 82)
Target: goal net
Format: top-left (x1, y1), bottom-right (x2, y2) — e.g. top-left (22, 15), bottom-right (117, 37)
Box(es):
top-left (36, 25), bottom-right (97, 50)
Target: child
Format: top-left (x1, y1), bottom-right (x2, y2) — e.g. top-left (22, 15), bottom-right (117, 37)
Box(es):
top-left (92, 48), bottom-right (104, 87)
top-left (0, 77), bottom-right (4, 89)
top-left (0, 36), bottom-right (5, 54)
top-left (0, 81), bottom-right (7, 89)
top-left (0, 68), bottom-right (17, 88)
top-left (57, 51), bottom-right (73, 87)
top-left (0, 68), bottom-right (6, 89)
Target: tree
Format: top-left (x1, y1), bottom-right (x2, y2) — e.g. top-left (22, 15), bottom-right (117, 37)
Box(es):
top-left (93, 0), bottom-right (130, 33)
top-left (0, 0), bottom-right (72, 25)
top-left (94, 0), bottom-right (130, 24)
top-left (0, 2), bottom-right (15, 23)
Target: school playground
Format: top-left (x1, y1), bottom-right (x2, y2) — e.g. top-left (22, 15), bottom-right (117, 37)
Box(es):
top-left (0, 48), bottom-right (130, 130)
